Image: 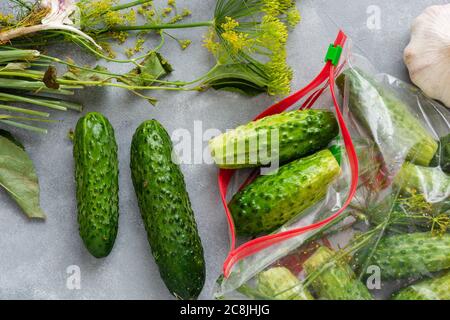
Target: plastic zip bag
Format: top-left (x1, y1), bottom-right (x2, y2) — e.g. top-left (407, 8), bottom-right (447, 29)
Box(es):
top-left (212, 31), bottom-right (360, 299)
top-left (213, 33), bottom-right (450, 300)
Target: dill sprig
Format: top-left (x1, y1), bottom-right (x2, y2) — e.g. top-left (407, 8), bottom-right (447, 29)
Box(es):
top-left (110, 0), bottom-right (301, 95)
top-left (1, 1), bottom-right (301, 97)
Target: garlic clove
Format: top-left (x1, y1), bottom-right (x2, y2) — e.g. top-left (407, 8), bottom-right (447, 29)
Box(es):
top-left (404, 4), bottom-right (450, 108)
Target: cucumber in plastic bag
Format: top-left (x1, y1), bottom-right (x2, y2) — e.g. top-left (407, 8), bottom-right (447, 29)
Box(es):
top-left (337, 68), bottom-right (438, 167)
top-left (393, 271), bottom-right (450, 300)
top-left (304, 246), bottom-right (373, 300)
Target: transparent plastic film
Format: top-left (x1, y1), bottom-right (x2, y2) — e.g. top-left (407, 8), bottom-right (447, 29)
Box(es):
top-left (214, 35), bottom-right (450, 300)
top-left (213, 31), bottom-right (359, 299)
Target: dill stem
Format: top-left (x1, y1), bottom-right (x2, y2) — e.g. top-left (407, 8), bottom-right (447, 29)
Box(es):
top-left (0, 119), bottom-right (47, 134)
top-left (0, 104), bottom-right (49, 117)
top-left (110, 0), bottom-right (153, 12)
top-left (56, 78), bottom-right (192, 91)
top-left (110, 20), bottom-right (214, 32)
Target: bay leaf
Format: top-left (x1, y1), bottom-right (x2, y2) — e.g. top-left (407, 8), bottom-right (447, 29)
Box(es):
top-left (0, 132), bottom-right (46, 219)
top-left (121, 52), bottom-right (173, 87)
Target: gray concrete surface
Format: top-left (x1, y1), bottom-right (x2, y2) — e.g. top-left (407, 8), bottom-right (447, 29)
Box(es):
top-left (0, 0), bottom-right (447, 299)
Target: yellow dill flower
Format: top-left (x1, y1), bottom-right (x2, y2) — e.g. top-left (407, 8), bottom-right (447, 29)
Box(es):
top-left (126, 9), bottom-right (137, 24)
top-left (181, 9), bottom-right (192, 17)
top-left (162, 7), bottom-right (172, 17)
top-left (125, 48), bottom-right (135, 58)
top-left (168, 0), bottom-right (176, 6)
top-left (80, 0), bottom-right (117, 20)
top-left (111, 31), bottom-right (128, 44)
top-left (258, 15), bottom-right (288, 53)
top-left (221, 16), bottom-right (239, 31)
top-left (134, 37), bottom-right (146, 53)
top-left (203, 30), bottom-right (220, 55)
top-left (286, 7), bottom-right (301, 27)
top-left (179, 39), bottom-right (192, 50)
top-left (99, 42), bottom-right (117, 58)
top-left (221, 30), bottom-right (253, 53)
top-left (103, 11), bottom-right (124, 27)
top-left (263, 0), bottom-right (295, 16)
top-left (92, 0), bottom-right (115, 13)
top-left (139, 6), bottom-right (155, 21)
top-left (0, 12), bottom-right (14, 25)
top-left (264, 49), bottom-right (292, 95)
top-left (431, 214), bottom-right (450, 236)
top-left (220, 17), bottom-right (253, 53)
top-left (170, 14), bottom-right (183, 23)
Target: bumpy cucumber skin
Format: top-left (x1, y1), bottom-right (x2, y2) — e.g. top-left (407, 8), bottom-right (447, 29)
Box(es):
top-left (73, 112), bottom-right (119, 258)
top-left (209, 109), bottom-right (339, 169)
top-left (257, 267), bottom-right (314, 300)
top-left (370, 233), bottom-right (450, 280)
top-left (130, 120), bottom-right (205, 300)
top-left (431, 133), bottom-right (450, 174)
top-left (229, 149), bottom-right (340, 236)
top-left (337, 68), bottom-right (438, 166)
top-left (439, 134), bottom-right (450, 174)
top-left (394, 162), bottom-right (450, 202)
top-left (304, 247), bottom-right (373, 300)
top-left (393, 271), bottom-right (450, 300)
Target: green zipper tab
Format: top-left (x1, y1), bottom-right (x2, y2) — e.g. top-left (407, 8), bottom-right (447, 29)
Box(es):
top-left (324, 44), bottom-right (343, 66)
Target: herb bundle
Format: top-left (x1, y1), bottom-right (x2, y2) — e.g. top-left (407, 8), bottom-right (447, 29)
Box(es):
top-left (109, 0), bottom-right (301, 95)
top-left (0, 46), bottom-right (178, 133)
top-left (1, 0), bottom-right (301, 96)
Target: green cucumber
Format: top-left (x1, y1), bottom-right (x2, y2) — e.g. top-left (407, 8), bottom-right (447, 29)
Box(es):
top-left (431, 133), bottom-right (450, 174)
top-left (440, 134), bottom-right (450, 174)
top-left (209, 109), bottom-right (339, 169)
top-left (130, 119), bottom-right (205, 300)
top-left (257, 267), bottom-right (314, 300)
top-left (393, 162), bottom-right (450, 202)
top-left (73, 112), bottom-right (119, 258)
top-left (229, 149), bottom-right (340, 236)
top-left (336, 68), bottom-right (438, 166)
top-left (368, 193), bottom-right (448, 231)
top-left (369, 233), bottom-right (450, 279)
top-left (304, 246), bottom-right (373, 300)
top-left (367, 162), bottom-right (450, 229)
top-left (392, 271), bottom-right (450, 300)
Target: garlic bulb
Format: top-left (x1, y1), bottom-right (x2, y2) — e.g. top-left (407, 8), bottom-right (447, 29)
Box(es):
top-left (404, 4), bottom-right (450, 108)
top-left (0, 0), bottom-right (101, 50)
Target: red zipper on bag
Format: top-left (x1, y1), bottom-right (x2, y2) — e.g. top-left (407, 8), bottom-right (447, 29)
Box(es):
top-left (218, 31), bottom-right (358, 278)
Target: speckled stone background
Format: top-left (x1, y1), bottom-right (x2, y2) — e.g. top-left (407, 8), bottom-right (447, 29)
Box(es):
top-left (0, 0), bottom-right (447, 299)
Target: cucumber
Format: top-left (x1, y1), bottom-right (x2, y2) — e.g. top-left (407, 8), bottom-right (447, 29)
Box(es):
top-left (369, 233), bottom-right (450, 279)
top-left (392, 271), bottom-right (450, 300)
top-left (73, 112), bottom-right (119, 258)
top-left (229, 149), bottom-right (340, 236)
top-left (257, 267), bottom-right (314, 300)
top-left (130, 119), bottom-right (205, 300)
top-left (431, 133), bottom-right (450, 174)
top-left (367, 162), bottom-right (450, 229)
top-left (440, 134), bottom-right (450, 174)
top-left (336, 68), bottom-right (438, 166)
top-left (368, 193), bottom-right (447, 231)
top-left (394, 162), bottom-right (450, 202)
top-left (209, 109), bottom-right (339, 169)
top-left (304, 246), bottom-right (372, 300)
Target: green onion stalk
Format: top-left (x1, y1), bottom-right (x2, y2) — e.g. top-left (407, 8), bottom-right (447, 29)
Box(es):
top-left (0, 48), bottom-right (80, 133)
top-left (0, 46), bottom-right (197, 133)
